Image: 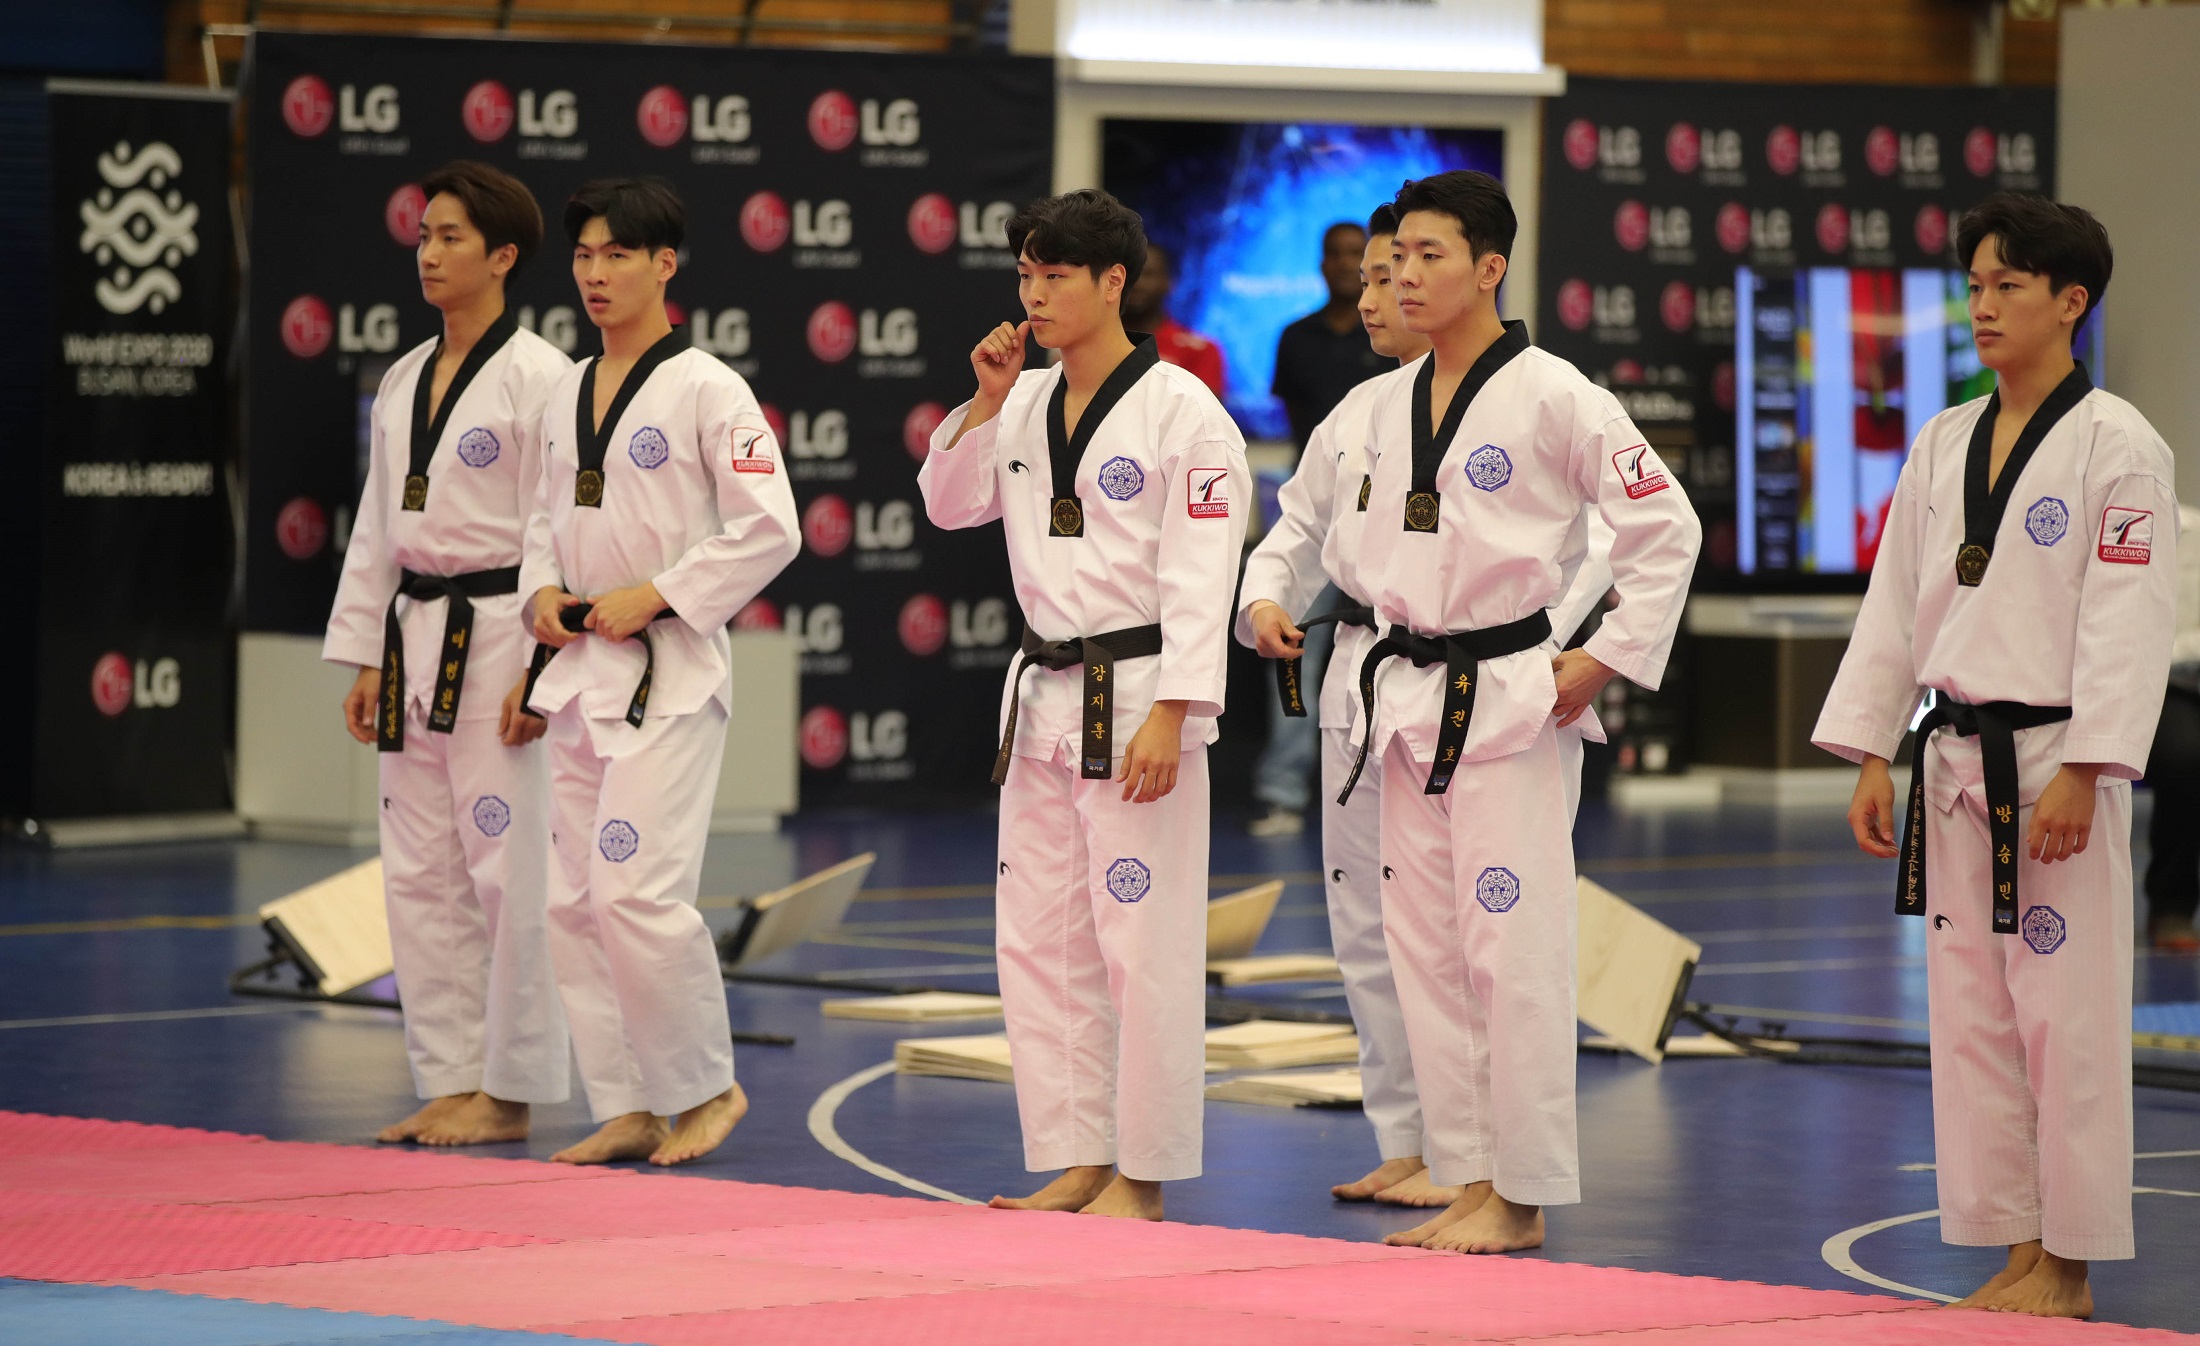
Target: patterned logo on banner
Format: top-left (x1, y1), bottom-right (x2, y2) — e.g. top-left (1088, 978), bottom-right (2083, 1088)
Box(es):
top-left (79, 141), bottom-right (199, 316)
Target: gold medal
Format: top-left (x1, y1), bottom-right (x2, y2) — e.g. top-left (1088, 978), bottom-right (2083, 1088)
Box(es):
top-left (1404, 491), bottom-right (1440, 533)
top-left (401, 474), bottom-right (428, 511)
top-left (1955, 543), bottom-right (1990, 587)
top-left (575, 468), bottom-right (604, 507)
top-left (1357, 475), bottom-right (1371, 512)
top-left (1050, 496), bottom-right (1083, 537)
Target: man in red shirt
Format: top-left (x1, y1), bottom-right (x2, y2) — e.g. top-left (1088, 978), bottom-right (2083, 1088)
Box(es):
top-left (1123, 243), bottom-right (1226, 399)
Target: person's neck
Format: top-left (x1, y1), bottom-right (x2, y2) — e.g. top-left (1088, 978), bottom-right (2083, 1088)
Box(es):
top-left (437, 288), bottom-right (504, 360)
top-left (1428, 303), bottom-right (1509, 377)
top-left (1993, 341), bottom-right (2077, 421)
top-left (600, 303), bottom-right (674, 364)
top-left (1393, 338), bottom-right (1434, 368)
top-left (1320, 297), bottom-right (1360, 334)
top-left (1058, 321), bottom-right (1137, 396)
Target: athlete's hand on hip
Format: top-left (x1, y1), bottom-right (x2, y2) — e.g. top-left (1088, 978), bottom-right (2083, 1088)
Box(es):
top-left (1551, 648), bottom-right (1616, 727)
top-left (1846, 756), bottom-right (1900, 859)
top-left (2028, 763), bottom-right (2102, 864)
top-left (1248, 600), bottom-right (1306, 660)
top-left (341, 666), bottom-right (381, 744)
top-left (1120, 700), bottom-right (1188, 804)
top-left (586, 581), bottom-right (668, 643)
top-left (498, 676), bottom-right (546, 747)
top-left (530, 587), bottom-right (586, 647)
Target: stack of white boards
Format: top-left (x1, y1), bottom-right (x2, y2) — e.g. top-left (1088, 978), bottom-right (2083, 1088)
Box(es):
top-left (894, 1033), bottom-right (1013, 1082)
top-left (1205, 1068), bottom-right (1365, 1108)
top-left (1206, 953), bottom-right (1342, 986)
top-left (821, 992), bottom-right (1004, 1022)
top-left (893, 1021), bottom-right (1361, 1083)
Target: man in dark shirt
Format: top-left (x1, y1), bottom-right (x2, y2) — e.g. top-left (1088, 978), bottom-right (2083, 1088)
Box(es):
top-left (1271, 221), bottom-right (1389, 450)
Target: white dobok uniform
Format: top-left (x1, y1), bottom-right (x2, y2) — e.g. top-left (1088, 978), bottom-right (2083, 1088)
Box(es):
top-left (1238, 356), bottom-right (1617, 1166)
top-left (323, 319), bottom-right (573, 1105)
top-left (521, 339), bottom-right (799, 1122)
top-left (1356, 324), bottom-right (1699, 1205)
top-left (1814, 375), bottom-right (2175, 1261)
top-left (921, 344), bottom-right (1249, 1182)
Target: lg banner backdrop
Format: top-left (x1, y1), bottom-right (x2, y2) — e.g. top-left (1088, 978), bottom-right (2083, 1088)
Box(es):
top-left (244, 32), bottom-right (1052, 803)
top-left (37, 83), bottom-right (234, 819)
top-left (1539, 79), bottom-right (2056, 587)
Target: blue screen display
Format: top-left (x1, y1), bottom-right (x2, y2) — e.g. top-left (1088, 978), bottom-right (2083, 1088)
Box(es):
top-left (1103, 120), bottom-right (1505, 440)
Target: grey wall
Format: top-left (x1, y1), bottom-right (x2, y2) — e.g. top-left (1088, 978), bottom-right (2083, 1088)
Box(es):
top-left (2061, 5), bottom-right (2200, 499)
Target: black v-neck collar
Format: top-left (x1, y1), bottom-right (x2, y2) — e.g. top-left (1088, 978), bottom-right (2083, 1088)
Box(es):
top-left (1403, 320), bottom-right (1530, 532)
top-left (406, 309), bottom-right (520, 497)
top-left (575, 326), bottom-right (687, 474)
top-left (1043, 336), bottom-right (1160, 537)
top-left (1957, 362), bottom-right (2092, 586)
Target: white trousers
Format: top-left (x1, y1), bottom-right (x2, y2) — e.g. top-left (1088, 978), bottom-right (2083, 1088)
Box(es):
top-left (1377, 721), bottom-right (1583, 1205)
top-left (377, 705), bottom-right (569, 1103)
top-left (543, 703), bottom-right (734, 1122)
top-left (995, 744), bottom-right (1209, 1182)
top-left (1925, 783), bottom-right (2135, 1261)
top-left (1320, 727), bottom-right (1422, 1160)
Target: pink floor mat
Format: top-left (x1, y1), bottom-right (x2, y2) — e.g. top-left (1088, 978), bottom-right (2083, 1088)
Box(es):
top-left (0, 1111), bottom-right (2187, 1345)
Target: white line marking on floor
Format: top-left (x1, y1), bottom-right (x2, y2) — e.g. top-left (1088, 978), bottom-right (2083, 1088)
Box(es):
top-left (806, 962), bottom-right (998, 982)
top-left (1693, 955), bottom-right (1926, 977)
top-left (1820, 1208), bottom-right (1955, 1302)
top-left (808, 1060), bottom-right (982, 1206)
top-left (0, 1003), bottom-right (375, 1031)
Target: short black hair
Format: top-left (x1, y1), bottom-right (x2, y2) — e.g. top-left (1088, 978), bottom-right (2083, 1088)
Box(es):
top-left (421, 160), bottom-right (543, 273)
top-left (564, 177), bottom-right (685, 254)
top-left (1955, 191), bottom-right (2112, 338)
top-left (1007, 189), bottom-right (1146, 288)
top-left (1366, 203), bottom-right (1399, 238)
top-left (1322, 220), bottom-right (1367, 249)
top-left (1392, 171), bottom-right (1516, 260)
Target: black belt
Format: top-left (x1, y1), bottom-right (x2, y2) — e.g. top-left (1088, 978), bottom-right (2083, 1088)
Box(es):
top-left (378, 566), bottom-right (521, 752)
top-left (1898, 696), bottom-right (2072, 934)
top-left (1277, 602), bottom-right (1376, 718)
top-left (993, 623), bottom-right (1165, 785)
top-left (1336, 610), bottom-right (1553, 804)
top-left (527, 601), bottom-right (657, 728)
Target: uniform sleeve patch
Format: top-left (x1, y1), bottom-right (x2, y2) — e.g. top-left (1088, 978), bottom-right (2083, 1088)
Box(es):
top-left (2098, 506), bottom-right (2153, 564)
top-left (1613, 443), bottom-right (1670, 499)
top-left (1188, 467), bottom-right (1231, 518)
top-left (731, 426), bottom-right (778, 474)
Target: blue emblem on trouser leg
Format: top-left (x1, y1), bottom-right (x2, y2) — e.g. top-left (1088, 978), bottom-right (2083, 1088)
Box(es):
top-left (472, 795), bottom-right (511, 837)
top-left (599, 819), bottom-right (640, 863)
top-left (2021, 905), bottom-right (2066, 954)
top-left (1476, 866), bottom-right (1521, 912)
top-left (1106, 858), bottom-right (1151, 903)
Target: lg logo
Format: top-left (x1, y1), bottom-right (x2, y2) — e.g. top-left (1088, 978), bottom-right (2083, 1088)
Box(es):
top-left (783, 603), bottom-right (843, 655)
top-left (1556, 281), bottom-right (1635, 334)
top-left (1768, 127), bottom-right (1839, 177)
top-left (463, 82), bottom-right (577, 142)
top-left (909, 195), bottom-right (1013, 255)
top-left (803, 493), bottom-right (853, 557)
top-left (275, 497), bottom-right (329, 560)
top-left (1662, 283), bottom-right (1735, 336)
top-left (951, 597), bottom-right (1009, 649)
top-left (858, 500), bottom-right (916, 552)
top-left (899, 594), bottom-right (947, 657)
top-left (691, 307), bottom-right (750, 359)
top-left (797, 706), bottom-right (907, 770)
top-left (809, 91), bottom-right (921, 156)
top-left (903, 402), bottom-right (945, 462)
top-left (1867, 127), bottom-right (1940, 178)
top-left (797, 199), bottom-right (853, 248)
top-left (636, 86), bottom-right (752, 147)
top-left (864, 99), bottom-right (920, 146)
top-left (384, 183), bottom-right (426, 246)
top-left (1562, 118), bottom-right (1639, 172)
top-left (1666, 123), bottom-right (1741, 176)
top-left (807, 302), bottom-right (856, 363)
top-left (1714, 204), bottom-right (1793, 255)
top-left (281, 77), bottom-right (399, 138)
top-left (741, 192), bottom-right (790, 252)
top-left (90, 653), bottom-right (180, 718)
top-left (1965, 128), bottom-right (2037, 179)
top-left (788, 410), bottom-right (847, 460)
top-left (1816, 205), bottom-right (1891, 255)
top-left (343, 304), bottom-right (400, 353)
top-left (280, 297), bottom-right (397, 357)
top-left (517, 305), bottom-right (579, 354)
top-left (1613, 203), bottom-right (1688, 253)
top-left (861, 308), bottom-right (918, 357)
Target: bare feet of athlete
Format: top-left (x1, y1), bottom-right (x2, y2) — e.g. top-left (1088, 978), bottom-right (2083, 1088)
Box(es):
top-left (550, 1111), bottom-right (668, 1164)
top-left (1333, 1156), bottom-right (1426, 1201)
top-left (376, 1093), bottom-right (470, 1143)
top-left (989, 1164), bottom-right (1115, 1212)
top-left (651, 1084), bottom-right (749, 1166)
top-left (1384, 1180), bottom-right (1491, 1246)
top-left (1425, 1193), bottom-right (1544, 1254)
top-left (1376, 1169), bottom-right (1469, 1209)
top-left (1949, 1241), bottom-right (2043, 1309)
top-left (1080, 1172), bottom-right (1164, 1221)
top-left (416, 1093), bottom-right (529, 1146)
top-left (1964, 1245), bottom-right (2092, 1318)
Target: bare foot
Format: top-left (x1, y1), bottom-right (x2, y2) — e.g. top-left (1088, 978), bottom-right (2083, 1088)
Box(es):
top-left (650, 1084), bottom-right (748, 1166)
top-left (1949, 1242), bottom-right (2044, 1310)
top-left (1986, 1252), bottom-right (2092, 1319)
top-left (376, 1093), bottom-right (471, 1144)
top-left (1383, 1180), bottom-right (1492, 1246)
top-left (416, 1093), bottom-right (530, 1147)
top-left (1080, 1172), bottom-right (1163, 1221)
top-left (1334, 1156), bottom-right (1427, 1201)
top-left (1375, 1169), bottom-right (1469, 1209)
top-left (989, 1164), bottom-right (1115, 1211)
top-left (1425, 1192), bottom-right (1543, 1254)
top-left (550, 1111), bottom-right (667, 1164)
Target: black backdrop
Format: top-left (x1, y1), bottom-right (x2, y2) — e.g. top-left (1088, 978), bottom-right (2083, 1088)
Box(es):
top-left (1538, 77), bottom-right (2057, 587)
top-left (244, 31), bottom-right (1052, 804)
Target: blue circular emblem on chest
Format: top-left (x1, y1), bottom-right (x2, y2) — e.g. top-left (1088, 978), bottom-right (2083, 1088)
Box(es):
top-left (2021, 905), bottom-right (2066, 954)
top-left (599, 819), bottom-right (640, 863)
top-left (1464, 444), bottom-right (1513, 492)
top-left (628, 427), bottom-right (671, 470)
top-left (1476, 866), bottom-right (1522, 912)
top-left (472, 795), bottom-right (510, 837)
top-left (455, 427), bottom-right (500, 469)
top-left (2024, 496), bottom-right (2068, 546)
top-left (1097, 456), bottom-right (1144, 501)
top-left (1106, 857), bottom-right (1151, 903)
